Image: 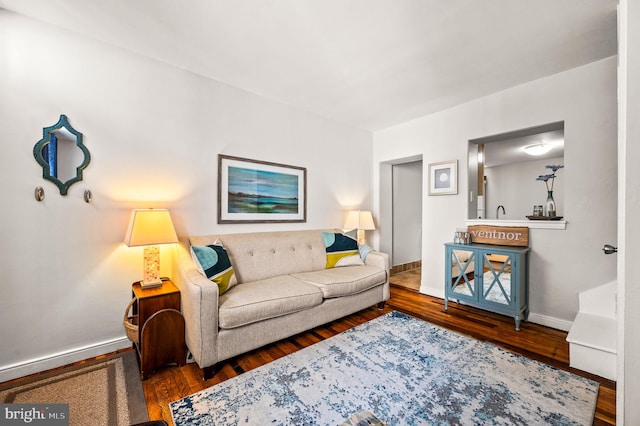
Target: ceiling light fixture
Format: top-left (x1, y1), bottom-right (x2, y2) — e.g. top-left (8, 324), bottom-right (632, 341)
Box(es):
top-left (523, 143), bottom-right (552, 156)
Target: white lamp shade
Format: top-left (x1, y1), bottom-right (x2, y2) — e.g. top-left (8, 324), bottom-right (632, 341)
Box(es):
top-left (344, 210), bottom-right (375, 230)
top-left (124, 209), bottom-right (178, 247)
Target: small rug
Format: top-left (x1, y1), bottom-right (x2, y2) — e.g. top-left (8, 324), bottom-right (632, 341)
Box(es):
top-left (170, 312), bottom-right (599, 425)
top-left (0, 350), bottom-right (148, 426)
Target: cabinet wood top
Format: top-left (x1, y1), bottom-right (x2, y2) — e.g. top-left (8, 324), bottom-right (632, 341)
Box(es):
top-left (133, 280), bottom-right (179, 299)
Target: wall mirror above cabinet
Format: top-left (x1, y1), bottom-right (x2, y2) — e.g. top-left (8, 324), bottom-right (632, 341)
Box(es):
top-left (33, 114), bottom-right (91, 196)
top-left (468, 121), bottom-right (564, 220)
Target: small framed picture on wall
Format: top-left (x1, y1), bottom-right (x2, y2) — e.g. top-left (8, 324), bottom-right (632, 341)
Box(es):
top-left (428, 160), bottom-right (458, 195)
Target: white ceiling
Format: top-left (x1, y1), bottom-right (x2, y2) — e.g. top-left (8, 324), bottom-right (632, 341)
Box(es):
top-left (482, 129), bottom-right (565, 168)
top-left (0, 0), bottom-right (618, 131)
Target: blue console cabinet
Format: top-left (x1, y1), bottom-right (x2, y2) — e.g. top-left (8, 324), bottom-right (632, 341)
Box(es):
top-left (444, 243), bottom-right (530, 330)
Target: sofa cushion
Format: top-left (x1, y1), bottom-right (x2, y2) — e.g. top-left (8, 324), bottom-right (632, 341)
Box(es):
top-left (190, 230), bottom-right (330, 283)
top-left (322, 232), bottom-right (364, 268)
top-left (191, 242), bottom-right (238, 294)
top-left (291, 265), bottom-right (386, 298)
top-left (218, 276), bottom-right (323, 329)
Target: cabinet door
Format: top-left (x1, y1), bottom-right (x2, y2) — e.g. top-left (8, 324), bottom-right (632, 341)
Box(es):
top-left (449, 248), bottom-right (477, 300)
top-left (480, 251), bottom-right (513, 307)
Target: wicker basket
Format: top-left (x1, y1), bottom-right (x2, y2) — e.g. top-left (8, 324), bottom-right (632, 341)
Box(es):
top-left (123, 298), bottom-right (139, 344)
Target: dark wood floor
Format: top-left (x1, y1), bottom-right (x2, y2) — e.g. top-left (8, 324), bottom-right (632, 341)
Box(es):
top-left (142, 283), bottom-right (616, 425)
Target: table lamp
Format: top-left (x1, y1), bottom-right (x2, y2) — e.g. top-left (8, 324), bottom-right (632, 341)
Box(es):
top-left (344, 210), bottom-right (375, 245)
top-left (124, 208), bottom-right (178, 288)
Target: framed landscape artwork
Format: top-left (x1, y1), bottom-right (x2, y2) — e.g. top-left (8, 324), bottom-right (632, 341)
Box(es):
top-left (218, 154), bottom-right (307, 223)
top-left (428, 160), bottom-right (458, 195)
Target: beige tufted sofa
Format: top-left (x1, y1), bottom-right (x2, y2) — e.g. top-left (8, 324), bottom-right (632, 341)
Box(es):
top-left (172, 229), bottom-right (390, 379)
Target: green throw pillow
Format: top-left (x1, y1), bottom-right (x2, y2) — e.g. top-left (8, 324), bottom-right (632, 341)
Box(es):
top-left (191, 241), bottom-right (237, 294)
top-left (322, 232), bottom-right (364, 268)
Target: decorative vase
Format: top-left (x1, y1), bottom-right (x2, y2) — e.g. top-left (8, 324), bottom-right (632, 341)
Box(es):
top-left (545, 191), bottom-right (557, 217)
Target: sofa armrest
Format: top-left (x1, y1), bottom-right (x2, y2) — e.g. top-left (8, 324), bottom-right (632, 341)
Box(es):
top-left (364, 250), bottom-right (389, 272)
top-left (172, 240), bottom-right (220, 369)
top-left (364, 251), bottom-right (391, 301)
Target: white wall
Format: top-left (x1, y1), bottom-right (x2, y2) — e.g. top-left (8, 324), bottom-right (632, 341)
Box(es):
top-left (484, 156), bottom-right (564, 220)
top-left (0, 11), bottom-right (373, 380)
top-left (391, 161), bottom-right (422, 265)
top-left (373, 57), bottom-right (617, 329)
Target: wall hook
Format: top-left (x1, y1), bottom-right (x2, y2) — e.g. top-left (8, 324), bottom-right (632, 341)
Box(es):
top-left (84, 189), bottom-right (93, 203)
top-left (35, 186), bottom-right (45, 202)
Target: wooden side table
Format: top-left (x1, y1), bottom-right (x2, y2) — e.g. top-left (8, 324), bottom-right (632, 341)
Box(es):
top-left (131, 279), bottom-right (186, 380)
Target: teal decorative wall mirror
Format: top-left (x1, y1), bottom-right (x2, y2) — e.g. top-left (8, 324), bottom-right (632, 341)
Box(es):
top-left (33, 114), bottom-right (91, 196)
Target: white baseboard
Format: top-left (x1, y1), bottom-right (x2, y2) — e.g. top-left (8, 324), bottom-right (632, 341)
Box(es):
top-left (418, 285), bottom-right (573, 332)
top-left (421, 285), bottom-right (444, 299)
top-left (527, 313), bottom-right (572, 332)
top-left (0, 337), bottom-right (132, 383)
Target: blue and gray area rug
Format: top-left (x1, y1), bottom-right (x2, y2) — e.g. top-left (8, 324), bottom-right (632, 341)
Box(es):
top-left (170, 312), bottom-right (598, 425)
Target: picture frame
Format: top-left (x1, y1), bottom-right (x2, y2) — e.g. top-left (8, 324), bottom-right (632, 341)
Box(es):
top-left (218, 154), bottom-right (307, 223)
top-left (428, 160), bottom-right (458, 195)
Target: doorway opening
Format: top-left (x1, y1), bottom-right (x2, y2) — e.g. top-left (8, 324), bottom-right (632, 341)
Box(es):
top-left (379, 156), bottom-right (423, 291)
